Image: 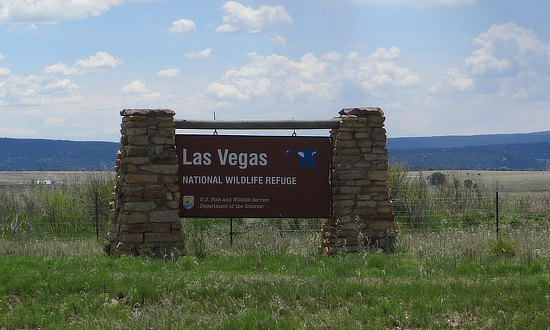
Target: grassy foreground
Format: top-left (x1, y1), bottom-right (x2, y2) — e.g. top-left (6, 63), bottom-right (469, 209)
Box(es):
top-left (2, 241), bottom-right (550, 329)
top-left (2, 169), bottom-right (550, 328)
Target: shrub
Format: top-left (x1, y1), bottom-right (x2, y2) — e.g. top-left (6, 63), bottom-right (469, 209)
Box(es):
top-left (508, 216), bottom-right (523, 229)
top-left (463, 179), bottom-right (478, 189)
top-left (461, 211), bottom-right (493, 228)
top-left (429, 172), bottom-right (446, 186)
top-left (388, 163), bottom-right (410, 201)
top-left (490, 236), bottom-right (518, 257)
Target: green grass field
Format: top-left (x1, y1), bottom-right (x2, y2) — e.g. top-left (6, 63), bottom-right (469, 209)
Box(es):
top-left (2, 170), bottom-right (550, 328)
top-left (1, 237), bottom-right (550, 329)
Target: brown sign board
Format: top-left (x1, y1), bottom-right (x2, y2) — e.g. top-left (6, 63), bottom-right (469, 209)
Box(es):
top-left (176, 135), bottom-right (331, 218)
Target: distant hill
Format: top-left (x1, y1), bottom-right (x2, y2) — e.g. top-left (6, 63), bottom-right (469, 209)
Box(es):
top-left (387, 130), bottom-right (550, 170)
top-left (2, 130), bottom-right (550, 171)
top-left (387, 130), bottom-right (550, 150)
top-left (389, 142), bottom-right (550, 170)
top-left (0, 138), bottom-right (119, 171)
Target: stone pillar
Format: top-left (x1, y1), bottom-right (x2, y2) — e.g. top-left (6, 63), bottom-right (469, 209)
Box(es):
top-left (108, 109), bottom-right (185, 258)
top-left (320, 107), bottom-right (396, 254)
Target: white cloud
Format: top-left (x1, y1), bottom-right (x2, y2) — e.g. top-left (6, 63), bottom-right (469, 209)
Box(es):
top-left (0, 126), bottom-right (39, 137)
top-left (43, 78), bottom-right (78, 91)
top-left (23, 109), bottom-right (43, 117)
top-left (466, 23), bottom-right (550, 76)
top-left (169, 18), bottom-right (196, 34)
top-left (1, 75), bottom-right (44, 98)
top-left (429, 68), bottom-right (473, 93)
top-left (19, 95), bottom-right (83, 106)
top-left (20, 87), bottom-right (36, 96)
top-left (424, 95), bottom-right (436, 105)
top-left (0, 52), bottom-right (4, 61)
top-left (43, 63), bottom-right (81, 75)
top-left (270, 34), bottom-right (286, 46)
top-left (466, 48), bottom-right (511, 75)
top-left (492, 71), bottom-right (546, 101)
top-left (43, 52), bottom-right (121, 75)
top-left (378, 61), bottom-right (419, 87)
top-left (43, 117), bottom-right (66, 127)
top-left (214, 51), bottom-right (333, 101)
top-left (444, 68), bottom-right (473, 91)
top-left (139, 92), bottom-right (163, 101)
top-left (369, 46), bottom-right (401, 61)
top-left (462, 23), bottom-right (550, 100)
top-left (0, 0), bottom-right (155, 24)
top-left (322, 51), bottom-right (343, 61)
top-left (207, 82), bottom-right (248, 100)
top-left (74, 51), bottom-right (122, 69)
top-left (157, 68), bottom-right (179, 77)
top-left (185, 48), bottom-right (213, 59)
top-left (216, 1), bottom-right (292, 33)
top-left (505, 87), bottom-right (529, 100)
top-left (207, 47), bottom-right (419, 103)
top-left (120, 80), bottom-right (149, 94)
top-left (295, 53), bottom-right (328, 80)
top-left (0, 74), bottom-right (81, 106)
top-left (120, 80), bottom-right (172, 105)
top-left (0, 66), bottom-right (11, 75)
top-left (343, 48), bottom-right (420, 95)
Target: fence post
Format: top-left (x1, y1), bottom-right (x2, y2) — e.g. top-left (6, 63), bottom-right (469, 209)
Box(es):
top-left (495, 189), bottom-right (499, 238)
top-left (95, 190), bottom-right (99, 240)
top-left (230, 218), bottom-right (233, 246)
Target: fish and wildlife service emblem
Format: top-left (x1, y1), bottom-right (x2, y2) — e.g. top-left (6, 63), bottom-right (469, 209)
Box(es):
top-left (183, 196), bottom-right (194, 209)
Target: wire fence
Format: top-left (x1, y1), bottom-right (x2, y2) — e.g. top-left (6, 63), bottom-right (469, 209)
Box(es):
top-left (2, 193), bottom-right (550, 240)
top-left (0, 173), bottom-right (115, 242)
top-left (2, 181), bottom-right (550, 248)
top-left (0, 191), bottom-right (111, 241)
top-left (393, 189), bottom-right (550, 236)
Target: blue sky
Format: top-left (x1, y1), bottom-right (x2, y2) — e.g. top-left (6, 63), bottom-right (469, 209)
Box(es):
top-left (1, 0), bottom-right (550, 141)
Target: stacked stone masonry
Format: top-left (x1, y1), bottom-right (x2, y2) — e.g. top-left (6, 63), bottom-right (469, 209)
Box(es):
top-left (320, 107), bottom-right (396, 254)
top-left (108, 109), bottom-right (185, 258)
top-left (108, 107), bottom-right (394, 258)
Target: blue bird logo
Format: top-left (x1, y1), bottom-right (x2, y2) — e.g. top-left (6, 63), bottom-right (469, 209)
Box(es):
top-left (284, 149), bottom-right (320, 169)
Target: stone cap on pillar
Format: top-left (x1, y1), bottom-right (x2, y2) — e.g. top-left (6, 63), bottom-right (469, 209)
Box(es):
top-left (339, 107), bottom-right (384, 117)
top-left (121, 109), bottom-right (176, 117)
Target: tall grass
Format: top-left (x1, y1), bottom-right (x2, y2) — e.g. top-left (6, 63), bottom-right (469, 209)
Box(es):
top-left (0, 172), bottom-right (114, 240)
top-left (1, 166), bottom-right (548, 249)
top-left (183, 217), bottom-right (321, 259)
top-left (2, 166), bottom-right (550, 256)
top-left (389, 164), bottom-right (550, 231)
